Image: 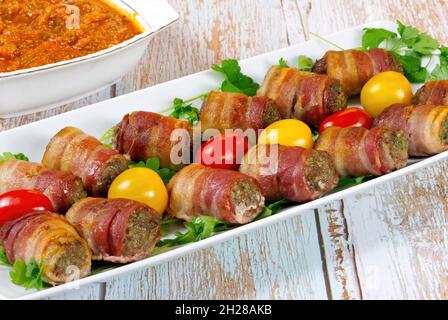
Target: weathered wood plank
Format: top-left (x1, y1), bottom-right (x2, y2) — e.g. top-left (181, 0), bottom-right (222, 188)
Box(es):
top-left (104, 213), bottom-right (328, 300)
top-left (104, 0), bottom-right (328, 300)
top-left (298, 0), bottom-right (448, 300)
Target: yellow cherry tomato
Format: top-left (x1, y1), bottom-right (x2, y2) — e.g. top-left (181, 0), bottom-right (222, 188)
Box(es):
top-left (108, 168), bottom-right (168, 214)
top-left (361, 71), bottom-right (413, 117)
top-left (258, 119), bottom-right (313, 149)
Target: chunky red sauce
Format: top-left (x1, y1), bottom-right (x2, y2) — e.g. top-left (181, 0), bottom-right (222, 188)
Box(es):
top-left (0, 0), bottom-right (142, 72)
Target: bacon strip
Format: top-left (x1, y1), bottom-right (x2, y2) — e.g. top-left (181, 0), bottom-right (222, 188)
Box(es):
top-left (257, 66), bottom-right (347, 127)
top-left (0, 211), bottom-right (91, 285)
top-left (42, 127), bottom-right (128, 196)
top-left (114, 111), bottom-right (194, 170)
top-left (314, 49), bottom-right (403, 97)
top-left (66, 198), bottom-right (161, 263)
top-left (315, 127), bottom-right (409, 177)
top-left (239, 145), bottom-right (339, 202)
top-left (374, 104), bottom-right (448, 156)
top-left (167, 164), bottom-right (265, 224)
top-left (200, 91), bottom-right (281, 132)
top-left (413, 80), bottom-right (448, 106)
top-left (0, 160), bottom-right (87, 213)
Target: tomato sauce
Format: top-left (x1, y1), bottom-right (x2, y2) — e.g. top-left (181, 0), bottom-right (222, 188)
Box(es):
top-left (0, 0), bottom-right (142, 72)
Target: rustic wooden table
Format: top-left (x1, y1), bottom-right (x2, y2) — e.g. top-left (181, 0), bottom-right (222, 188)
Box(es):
top-left (1, 0), bottom-right (447, 300)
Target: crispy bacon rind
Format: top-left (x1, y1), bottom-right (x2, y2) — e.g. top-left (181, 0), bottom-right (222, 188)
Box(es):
top-left (413, 80), bottom-right (448, 106)
top-left (374, 104), bottom-right (448, 156)
top-left (66, 198), bottom-right (161, 263)
top-left (313, 49), bottom-right (403, 97)
top-left (200, 91), bottom-right (281, 132)
top-left (315, 127), bottom-right (409, 177)
top-left (167, 164), bottom-right (265, 225)
top-left (257, 66), bottom-right (347, 127)
top-left (0, 160), bottom-right (87, 213)
top-left (42, 127), bottom-right (128, 196)
top-left (114, 111), bottom-right (194, 170)
top-left (239, 144), bottom-right (339, 202)
top-left (0, 211), bottom-right (91, 285)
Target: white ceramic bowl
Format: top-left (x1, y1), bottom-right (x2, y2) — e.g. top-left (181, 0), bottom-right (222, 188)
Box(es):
top-left (0, 0), bottom-right (179, 118)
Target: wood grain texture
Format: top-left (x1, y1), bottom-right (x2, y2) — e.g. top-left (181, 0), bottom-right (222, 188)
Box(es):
top-left (104, 213), bottom-right (328, 300)
top-left (299, 0), bottom-right (448, 300)
top-left (1, 0), bottom-right (447, 300)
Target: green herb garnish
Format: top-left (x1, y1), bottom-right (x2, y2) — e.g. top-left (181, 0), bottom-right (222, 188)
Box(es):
top-left (0, 247), bottom-right (11, 267)
top-left (99, 127), bottom-right (114, 148)
top-left (212, 59), bottom-right (260, 96)
top-left (0, 152), bottom-right (29, 163)
top-left (362, 20), bottom-right (441, 83)
top-left (128, 157), bottom-right (177, 185)
top-left (256, 199), bottom-right (292, 220)
top-left (157, 216), bottom-right (230, 248)
top-left (169, 98), bottom-right (201, 125)
top-left (9, 258), bottom-right (46, 290)
top-left (298, 55), bottom-right (314, 72)
top-left (334, 176), bottom-right (373, 192)
top-left (431, 46), bottom-right (448, 80)
top-left (278, 58), bottom-right (289, 68)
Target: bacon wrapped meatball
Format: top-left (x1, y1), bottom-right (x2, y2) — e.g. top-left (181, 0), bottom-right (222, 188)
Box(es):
top-left (239, 144), bottom-right (339, 202)
top-left (0, 160), bottom-right (86, 213)
top-left (66, 198), bottom-right (161, 263)
top-left (257, 66), bottom-right (347, 127)
top-left (313, 48), bottom-right (403, 97)
top-left (200, 91), bottom-right (281, 132)
top-left (0, 211), bottom-right (91, 285)
top-left (374, 104), bottom-right (448, 156)
top-left (413, 80), bottom-right (448, 106)
top-left (315, 127), bottom-right (409, 177)
top-left (42, 127), bottom-right (128, 197)
top-left (113, 111), bottom-right (194, 170)
top-left (167, 164), bottom-right (265, 224)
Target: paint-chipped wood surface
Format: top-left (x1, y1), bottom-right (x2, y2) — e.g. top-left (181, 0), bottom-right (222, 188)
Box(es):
top-left (1, 0), bottom-right (447, 300)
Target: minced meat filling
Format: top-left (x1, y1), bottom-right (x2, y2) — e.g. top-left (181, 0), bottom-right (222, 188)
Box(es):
top-left (54, 240), bottom-right (89, 277)
top-left (123, 210), bottom-right (157, 257)
top-left (231, 180), bottom-right (264, 218)
top-left (262, 101), bottom-right (282, 127)
top-left (440, 116), bottom-right (448, 145)
top-left (305, 151), bottom-right (336, 191)
top-left (382, 130), bottom-right (409, 163)
top-left (95, 157), bottom-right (128, 195)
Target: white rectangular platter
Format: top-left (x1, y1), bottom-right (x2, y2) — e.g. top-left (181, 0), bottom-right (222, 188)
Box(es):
top-left (0, 20), bottom-right (446, 300)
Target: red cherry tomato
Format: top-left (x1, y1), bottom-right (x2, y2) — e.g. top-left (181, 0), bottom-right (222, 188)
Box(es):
top-left (0, 190), bottom-right (53, 227)
top-left (319, 108), bottom-right (373, 133)
top-left (196, 132), bottom-right (249, 170)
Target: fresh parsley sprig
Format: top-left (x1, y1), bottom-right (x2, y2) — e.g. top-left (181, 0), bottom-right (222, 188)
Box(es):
top-left (333, 176), bottom-right (373, 192)
top-left (9, 258), bottom-right (47, 290)
top-left (362, 20), bottom-right (441, 83)
top-left (430, 46), bottom-right (448, 80)
top-left (0, 247), bottom-right (11, 266)
top-left (298, 55), bottom-right (314, 71)
top-left (256, 199), bottom-right (292, 220)
top-left (168, 98), bottom-right (201, 125)
top-left (211, 59), bottom-right (260, 96)
top-left (278, 58), bottom-right (289, 68)
top-left (128, 157), bottom-right (177, 185)
top-left (0, 152), bottom-right (29, 163)
top-left (157, 216), bottom-right (230, 248)
top-left (99, 127), bottom-right (115, 148)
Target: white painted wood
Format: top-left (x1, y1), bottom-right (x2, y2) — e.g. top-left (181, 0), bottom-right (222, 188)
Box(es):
top-left (299, 0), bottom-right (448, 300)
top-left (2, 0), bottom-right (447, 300)
top-left (104, 213), bottom-right (328, 300)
